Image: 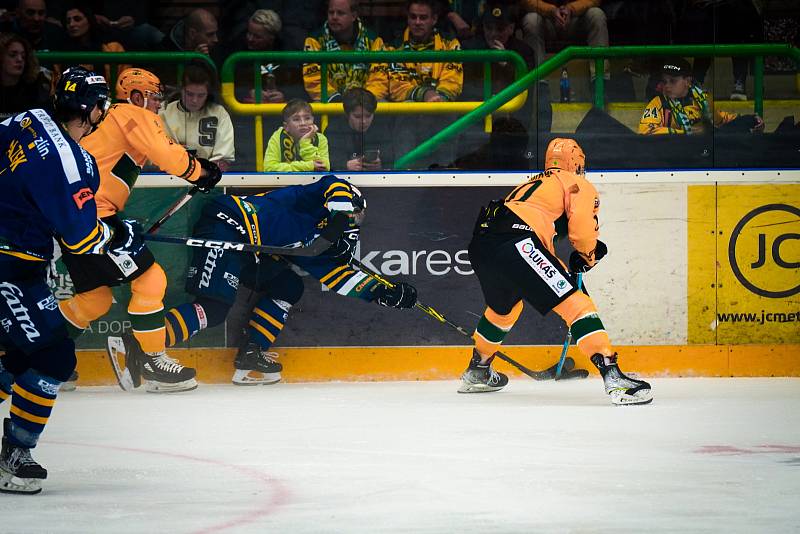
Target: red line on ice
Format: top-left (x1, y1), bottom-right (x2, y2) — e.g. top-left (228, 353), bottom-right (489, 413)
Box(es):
top-left (46, 440), bottom-right (292, 533)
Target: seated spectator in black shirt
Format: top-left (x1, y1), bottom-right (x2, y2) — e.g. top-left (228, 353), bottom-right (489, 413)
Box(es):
top-left (0, 0), bottom-right (64, 50)
top-left (0, 0), bottom-right (65, 52)
top-left (0, 32), bottom-right (49, 117)
top-left (326, 87), bottom-right (393, 171)
top-left (162, 8), bottom-right (219, 57)
top-left (461, 2), bottom-right (540, 131)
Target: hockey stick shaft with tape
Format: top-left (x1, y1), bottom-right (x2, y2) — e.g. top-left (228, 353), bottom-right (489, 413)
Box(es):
top-left (147, 186), bottom-right (201, 234)
top-left (143, 233), bottom-right (336, 256)
top-left (556, 272), bottom-right (583, 379)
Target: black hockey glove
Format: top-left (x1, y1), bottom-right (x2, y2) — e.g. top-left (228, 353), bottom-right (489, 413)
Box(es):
top-left (320, 211), bottom-right (351, 243)
top-left (108, 218), bottom-right (145, 257)
top-left (569, 240), bottom-right (608, 273)
top-left (375, 282), bottom-right (417, 309)
top-left (193, 158), bottom-right (222, 193)
top-left (327, 228), bottom-right (360, 261)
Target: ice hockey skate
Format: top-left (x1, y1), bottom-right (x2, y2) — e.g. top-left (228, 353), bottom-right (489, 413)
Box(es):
top-left (60, 369), bottom-right (79, 392)
top-left (458, 350), bottom-right (508, 393)
top-left (232, 342), bottom-right (282, 386)
top-left (591, 354), bottom-right (652, 405)
top-left (0, 419), bottom-right (46, 495)
top-left (107, 334), bottom-right (197, 393)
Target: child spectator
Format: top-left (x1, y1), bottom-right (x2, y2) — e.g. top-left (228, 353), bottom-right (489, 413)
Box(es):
top-left (326, 87), bottom-right (392, 171)
top-left (264, 98), bottom-right (330, 172)
top-left (639, 58), bottom-right (764, 136)
top-left (0, 32), bottom-right (49, 117)
top-left (160, 62), bottom-right (235, 172)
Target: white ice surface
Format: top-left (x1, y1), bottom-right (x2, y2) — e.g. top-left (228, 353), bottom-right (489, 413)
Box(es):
top-left (2, 378), bottom-right (799, 534)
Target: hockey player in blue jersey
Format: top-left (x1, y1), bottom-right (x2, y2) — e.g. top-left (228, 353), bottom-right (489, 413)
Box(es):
top-left (113, 175), bottom-right (417, 387)
top-left (0, 67), bottom-right (134, 494)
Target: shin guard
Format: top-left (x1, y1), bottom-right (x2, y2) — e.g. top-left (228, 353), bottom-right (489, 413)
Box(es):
top-left (128, 264), bottom-right (167, 353)
top-left (472, 301), bottom-right (524, 357)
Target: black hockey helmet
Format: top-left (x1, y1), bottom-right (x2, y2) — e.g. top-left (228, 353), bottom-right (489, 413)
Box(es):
top-left (53, 67), bottom-right (110, 124)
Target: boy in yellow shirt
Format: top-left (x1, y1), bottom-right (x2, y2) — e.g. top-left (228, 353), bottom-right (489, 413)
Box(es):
top-left (263, 99), bottom-right (330, 172)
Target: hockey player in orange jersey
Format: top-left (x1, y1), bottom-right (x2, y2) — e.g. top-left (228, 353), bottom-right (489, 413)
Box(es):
top-left (58, 67), bottom-right (222, 393)
top-left (460, 138), bottom-right (652, 405)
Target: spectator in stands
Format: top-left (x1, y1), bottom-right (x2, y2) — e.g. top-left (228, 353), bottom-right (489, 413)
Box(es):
top-left (326, 87), bottom-right (393, 170)
top-left (638, 58), bottom-right (764, 136)
top-left (163, 8), bottom-right (219, 56)
top-left (160, 62), bottom-right (235, 172)
top-left (230, 9), bottom-right (300, 105)
top-left (367, 0), bottom-right (463, 168)
top-left (0, 0), bottom-right (64, 51)
top-left (0, 32), bottom-right (49, 116)
top-left (56, 3), bottom-right (127, 82)
top-left (675, 0), bottom-right (763, 101)
top-left (93, 1), bottom-right (163, 51)
top-left (264, 98), bottom-right (330, 172)
top-left (303, 0), bottom-right (385, 103)
top-left (520, 0), bottom-right (609, 81)
top-left (368, 0), bottom-right (462, 103)
top-left (461, 2), bottom-right (544, 132)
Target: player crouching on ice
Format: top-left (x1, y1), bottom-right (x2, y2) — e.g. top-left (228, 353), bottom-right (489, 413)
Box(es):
top-left (460, 138), bottom-right (652, 405)
top-left (114, 174), bottom-right (417, 388)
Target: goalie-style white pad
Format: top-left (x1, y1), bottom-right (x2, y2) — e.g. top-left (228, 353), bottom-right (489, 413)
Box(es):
top-left (105, 336), bottom-right (136, 392)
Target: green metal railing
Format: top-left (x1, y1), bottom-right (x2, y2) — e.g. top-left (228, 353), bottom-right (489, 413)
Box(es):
top-left (396, 44), bottom-right (800, 169)
top-left (37, 51), bottom-right (217, 92)
top-left (220, 50), bottom-right (529, 169)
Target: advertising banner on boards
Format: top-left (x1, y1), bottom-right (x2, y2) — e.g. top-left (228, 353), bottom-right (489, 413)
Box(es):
top-left (688, 184), bottom-right (799, 344)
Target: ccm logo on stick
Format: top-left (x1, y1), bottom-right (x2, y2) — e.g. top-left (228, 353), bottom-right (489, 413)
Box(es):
top-left (185, 239), bottom-right (246, 251)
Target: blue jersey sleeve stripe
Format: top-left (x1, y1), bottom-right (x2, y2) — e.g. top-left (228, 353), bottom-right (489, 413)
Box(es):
top-left (30, 109), bottom-right (82, 184)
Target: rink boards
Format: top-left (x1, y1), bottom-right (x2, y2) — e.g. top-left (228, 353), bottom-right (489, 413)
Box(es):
top-left (63, 170), bottom-right (799, 383)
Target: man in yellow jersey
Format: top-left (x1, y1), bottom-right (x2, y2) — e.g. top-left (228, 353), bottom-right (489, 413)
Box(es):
top-left (58, 67), bottom-right (222, 393)
top-left (461, 138), bottom-right (652, 405)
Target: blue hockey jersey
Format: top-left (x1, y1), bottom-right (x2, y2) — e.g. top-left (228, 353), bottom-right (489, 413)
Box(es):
top-left (0, 109), bottom-right (112, 263)
top-left (212, 174), bottom-right (359, 248)
top-left (211, 174), bottom-right (381, 301)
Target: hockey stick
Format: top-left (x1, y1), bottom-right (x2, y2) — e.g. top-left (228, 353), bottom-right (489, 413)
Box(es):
top-left (146, 185), bottom-right (201, 234)
top-left (349, 258), bottom-right (587, 381)
top-left (555, 272), bottom-right (583, 379)
top-left (143, 233), bottom-right (337, 256)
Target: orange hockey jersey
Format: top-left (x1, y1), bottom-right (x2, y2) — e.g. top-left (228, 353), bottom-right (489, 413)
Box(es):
top-left (81, 103), bottom-right (202, 217)
top-left (504, 168), bottom-right (600, 266)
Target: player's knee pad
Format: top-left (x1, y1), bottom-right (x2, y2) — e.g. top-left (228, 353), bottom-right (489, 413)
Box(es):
top-left (130, 263), bottom-right (167, 302)
top-left (193, 296), bottom-right (232, 328)
top-left (264, 269), bottom-right (304, 305)
top-left (60, 286), bottom-right (113, 326)
top-left (27, 337), bottom-right (77, 383)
